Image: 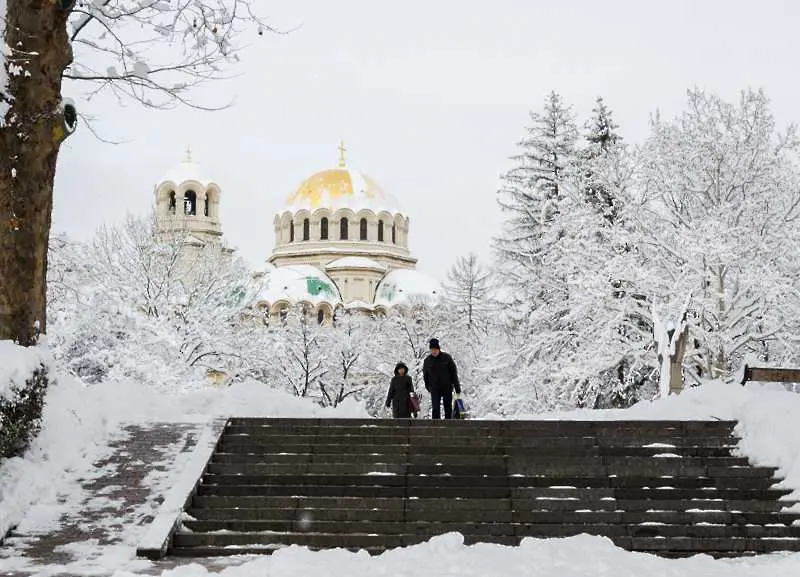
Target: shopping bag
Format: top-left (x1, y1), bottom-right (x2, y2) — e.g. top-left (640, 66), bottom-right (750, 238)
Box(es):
top-left (409, 392), bottom-right (421, 415)
top-left (453, 395), bottom-right (468, 419)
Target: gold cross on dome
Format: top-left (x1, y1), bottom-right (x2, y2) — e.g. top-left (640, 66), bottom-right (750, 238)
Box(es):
top-left (337, 140), bottom-right (347, 168)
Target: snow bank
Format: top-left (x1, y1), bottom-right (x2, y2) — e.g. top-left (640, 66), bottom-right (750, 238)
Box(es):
top-left (112, 533), bottom-right (800, 577)
top-left (0, 340), bottom-right (50, 401)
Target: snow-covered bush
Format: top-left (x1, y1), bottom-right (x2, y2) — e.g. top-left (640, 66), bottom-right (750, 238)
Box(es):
top-left (0, 343), bottom-right (49, 459)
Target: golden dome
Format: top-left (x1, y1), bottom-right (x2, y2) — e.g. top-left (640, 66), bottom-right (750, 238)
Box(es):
top-left (285, 144), bottom-right (400, 213)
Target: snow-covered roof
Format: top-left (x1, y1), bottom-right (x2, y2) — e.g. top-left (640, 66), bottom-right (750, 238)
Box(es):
top-left (255, 264), bottom-right (342, 306)
top-left (374, 268), bottom-right (441, 307)
top-left (325, 256), bottom-right (387, 272)
top-left (284, 167), bottom-right (402, 214)
top-left (158, 150), bottom-right (216, 188)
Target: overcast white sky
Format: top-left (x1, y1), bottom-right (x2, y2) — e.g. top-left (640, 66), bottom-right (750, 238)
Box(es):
top-left (53, 0), bottom-right (800, 280)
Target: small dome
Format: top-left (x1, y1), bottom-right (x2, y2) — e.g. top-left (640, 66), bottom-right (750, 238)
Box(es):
top-left (158, 148), bottom-right (215, 187)
top-left (256, 264), bottom-right (342, 306)
top-left (325, 256), bottom-right (387, 272)
top-left (374, 268), bottom-right (441, 307)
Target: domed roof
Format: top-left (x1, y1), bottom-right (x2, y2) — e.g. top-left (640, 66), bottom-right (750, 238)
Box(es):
top-left (158, 147), bottom-right (215, 187)
top-left (374, 268), bottom-right (441, 307)
top-left (256, 264), bottom-right (342, 306)
top-left (284, 143), bottom-right (401, 213)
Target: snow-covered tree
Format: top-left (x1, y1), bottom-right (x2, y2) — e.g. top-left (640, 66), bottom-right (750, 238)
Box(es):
top-left (318, 310), bottom-right (378, 408)
top-left (578, 97), bottom-right (626, 224)
top-left (0, 2), bottom-right (267, 448)
top-left (636, 88), bottom-right (800, 380)
top-left (271, 305), bottom-right (329, 399)
top-left (444, 253), bottom-right (494, 335)
top-left (495, 91), bottom-right (579, 275)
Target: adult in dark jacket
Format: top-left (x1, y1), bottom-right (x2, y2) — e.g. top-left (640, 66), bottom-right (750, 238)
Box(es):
top-left (422, 338), bottom-right (460, 419)
top-left (386, 362), bottom-right (415, 418)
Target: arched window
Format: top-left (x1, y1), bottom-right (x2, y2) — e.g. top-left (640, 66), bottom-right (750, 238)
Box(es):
top-left (391, 223), bottom-right (396, 244)
top-left (340, 217), bottom-right (349, 240)
top-left (360, 218), bottom-right (368, 241)
top-left (279, 308), bottom-right (288, 326)
top-left (378, 220), bottom-right (384, 242)
top-left (320, 217), bottom-right (329, 240)
top-left (168, 191), bottom-right (176, 214)
top-left (184, 190), bottom-right (197, 215)
top-left (289, 220), bottom-right (295, 242)
top-left (204, 197), bottom-right (209, 217)
top-left (303, 218), bottom-right (310, 241)
top-left (317, 309), bottom-right (325, 325)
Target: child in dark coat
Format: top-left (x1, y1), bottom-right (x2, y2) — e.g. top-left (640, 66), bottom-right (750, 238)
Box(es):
top-left (386, 362), bottom-right (415, 418)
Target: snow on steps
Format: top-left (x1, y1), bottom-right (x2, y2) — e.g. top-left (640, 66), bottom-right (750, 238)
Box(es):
top-left (152, 418), bottom-right (800, 559)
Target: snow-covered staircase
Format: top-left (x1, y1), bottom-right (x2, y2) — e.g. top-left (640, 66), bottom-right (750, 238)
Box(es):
top-left (171, 418), bottom-right (800, 558)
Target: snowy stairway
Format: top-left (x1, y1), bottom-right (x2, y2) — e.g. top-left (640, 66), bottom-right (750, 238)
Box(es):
top-left (171, 418), bottom-right (800, 558)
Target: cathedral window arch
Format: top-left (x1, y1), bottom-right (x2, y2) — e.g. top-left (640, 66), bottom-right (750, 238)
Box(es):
top-left (303, 218), bottom-right (310, 241)
top-left (340, 217), bottom-right (349, 240)
top-left (391, 223), bottom-right (396, 244)
top-left (378, 220), bottom-right (384, 242)
top-left (204, 196), bottom-right (209, 217)
top-left (290, 220), bottom-right (295, 242)
top-left (184, 190), bottom-right (197, 215)
top-left (360, 218), bottom-right (368, 241)
top-left (317, 308), bottom-right (325, 325)
top-left (320, 217), bottom-right (329, 240)
top-left (168, 191), bottom-right (176, 214)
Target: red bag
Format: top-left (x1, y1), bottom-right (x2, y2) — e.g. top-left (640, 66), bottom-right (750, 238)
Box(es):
top-left (409, 392), bottom-right (421, 415)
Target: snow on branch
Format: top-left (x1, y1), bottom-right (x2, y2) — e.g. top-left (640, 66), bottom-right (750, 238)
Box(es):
top-left (64, 0), bottom-right (274, 110)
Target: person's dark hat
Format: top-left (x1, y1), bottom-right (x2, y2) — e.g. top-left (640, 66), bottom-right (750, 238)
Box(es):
top-left (429, 338), bottom-right (440, 350)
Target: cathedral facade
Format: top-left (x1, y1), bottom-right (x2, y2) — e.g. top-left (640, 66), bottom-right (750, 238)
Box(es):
top-left (153, 144), bottom-right (440, 324)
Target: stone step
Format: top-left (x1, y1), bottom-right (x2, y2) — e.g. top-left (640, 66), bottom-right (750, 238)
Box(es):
top-left (197, 480), bottom-right (788, 500)
top-left (201, 466), bottom-right (780, 490)
top-left (186, 507), bottom-right (800, 526)
top-left (181, 519), bottom-right (800, 539)
top-left (172, 531), bottom-right (418, 549)
top-left (191, 495), bottom-right (410, 510)
top-left (226, 418), bottom-right (737, 432)
top-left (187, 507), bottom-right (408, 522)
top-left (511, 498), bottom-right (790, 512)
top-left (210, 449), bottom-right (748, 468)
top-left (616, 536), bottom-right (800, 553)
top-left (218, 435), bottom-right (739, 449)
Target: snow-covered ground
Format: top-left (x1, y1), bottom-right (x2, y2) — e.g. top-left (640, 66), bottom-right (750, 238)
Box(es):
top-left (1, 372), bottom-right (800, 575)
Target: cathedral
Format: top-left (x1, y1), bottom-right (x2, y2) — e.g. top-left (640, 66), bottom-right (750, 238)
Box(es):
top-left (153, 144), bottom-right (441, 324)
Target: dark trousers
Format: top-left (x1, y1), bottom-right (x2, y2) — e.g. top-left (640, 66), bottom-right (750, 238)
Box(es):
top-left (431, 389), bottom-right (453, 420)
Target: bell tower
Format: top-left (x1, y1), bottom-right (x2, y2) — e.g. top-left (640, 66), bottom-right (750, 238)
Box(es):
top-left (154, 147), bottom-right (223, 245)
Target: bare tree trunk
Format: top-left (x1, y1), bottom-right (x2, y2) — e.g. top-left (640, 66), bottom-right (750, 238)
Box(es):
top-left (0, 1), bottom-right (74, 345)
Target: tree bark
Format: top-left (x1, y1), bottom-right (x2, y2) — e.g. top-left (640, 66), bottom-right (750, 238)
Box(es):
top-left (0, 1), bottom-right (74, 345)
